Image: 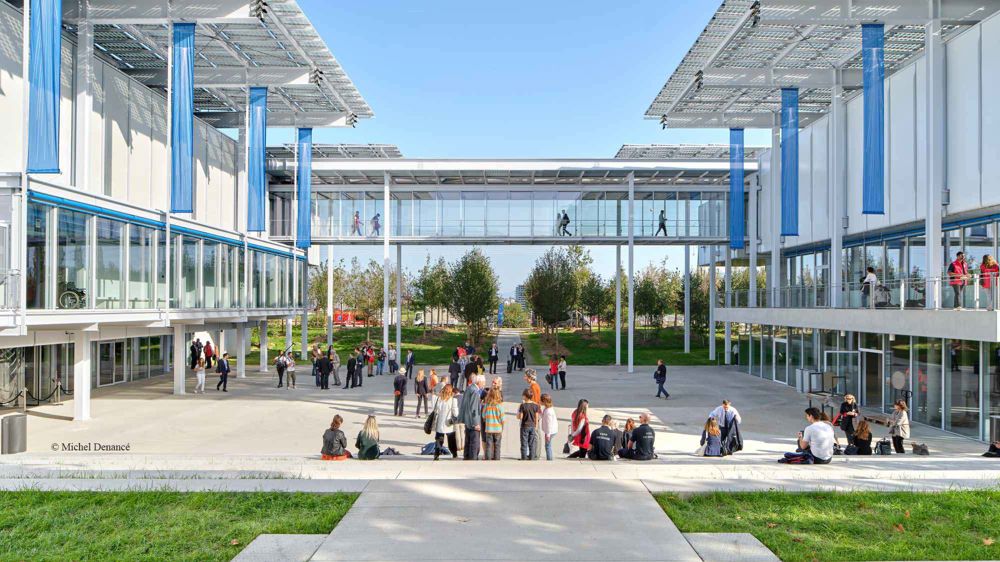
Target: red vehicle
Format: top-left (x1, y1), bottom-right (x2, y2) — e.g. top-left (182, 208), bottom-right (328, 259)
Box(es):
top-left (332, 310), bottom-right (358, 327)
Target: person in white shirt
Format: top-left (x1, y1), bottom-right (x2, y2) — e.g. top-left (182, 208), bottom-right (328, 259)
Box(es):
top-left (431, 384), bottom-right (460, 460)
top-left (194, 357), bottom-right (206, 394)
top-left (861, 266), bottom-right (878, 308)
top-left (540, 394), bottom-right (559, 461)
top-left (780, 407), bottom-right (835, 464)
top-left (709, 400), bottom-right (741, 427)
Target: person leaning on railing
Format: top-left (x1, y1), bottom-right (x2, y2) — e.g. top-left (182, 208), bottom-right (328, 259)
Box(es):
top-left (948, 251), bottom-right (970, 309)
top-left (980, 255), bottom-right (999, 311)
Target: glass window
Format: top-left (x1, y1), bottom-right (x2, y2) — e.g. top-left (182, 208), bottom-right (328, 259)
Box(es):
top-left (913, 336), bottom-right (943, 427)
top-left (509, 192), bottom-right (532, 236)
top-left (26, 203), bottom-right (48, 309)
top-left (252, 251), bottom-right (264, 308)
top-left (266, 254), bottom-right (278, 308)
top-left (235, 245), bottom-right (245, 308)
top-left (462, 192), bottom-right (485, 237)
top-left (944, 339), bottom-right (980, 438)
top-left (533, 192), bottom-right (557, 236)
top-left (440, 192), bottom-right (461, 236)
top-left (128, 225), bottom-right (154, 308)
top-left (887, 336), bottom-right (912, 413)
top-left (56, 209), bottom-right (89, 309)
top-left (203, 243), bottom-right (217, 308)
top-left (486, 192), bottom-right (509, 237)
top-left (986, 343), bottom-right (1000, 441)
top-left (182, 237), bottom-right (199, 308)
top-left (219, 244), bottom-right (231, 308)
top-left (95, 218), bottom-right (123, 309)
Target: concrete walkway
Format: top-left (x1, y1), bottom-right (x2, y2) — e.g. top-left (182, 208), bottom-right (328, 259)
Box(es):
top-left (309, 479), bottom-right (700, 562)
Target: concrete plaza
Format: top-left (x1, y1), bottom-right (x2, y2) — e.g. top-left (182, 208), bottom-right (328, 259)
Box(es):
top-left (0, 359), bottom-right (995, 490)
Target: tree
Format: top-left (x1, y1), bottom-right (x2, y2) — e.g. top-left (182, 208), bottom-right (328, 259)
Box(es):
top-left (578, 273), bottom-right (611, 331)
top-left (634, 268), bottom-right (668, 338)
top-left (428, 257), bottom-right (450, 326)
top-left (689, 268), bottom-right (713, 345)
top-left (410, 256), bottom-right (437, 337)
top-left (501, 301), bottom-right (529, 328)
top-left (524, 248), bottom-right (579, 348)
top-left (445, 249), bottom-right (499, 344)
top-left (308, 259), bottom-right (348, 314)
top-left (566, 245), bottom-right (594, 325)
top-left (345, 258), bottom-right (384, 341)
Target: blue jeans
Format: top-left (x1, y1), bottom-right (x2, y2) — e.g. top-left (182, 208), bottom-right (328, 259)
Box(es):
top-left (656, 381), bottom-right (668, 397)
top-left (520, 426), bottom-right (537, 460)
top-left (544, 433), bottom-right (554, 461)
top-left (376, 360), bottom-right (384, 376)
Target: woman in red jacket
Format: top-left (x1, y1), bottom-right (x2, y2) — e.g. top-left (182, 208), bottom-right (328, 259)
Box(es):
top-left (566, 399), bottom-right (591, 458)
top-left (981, 255), bottom-right (999, 310)
top-left (547, 356), bottom-right (559, 390)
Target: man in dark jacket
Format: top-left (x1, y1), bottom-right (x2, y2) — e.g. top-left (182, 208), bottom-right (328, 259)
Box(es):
top-left (317, 353), bottom-right (332, 390)
top-left (190, 339), bottom-right (202, 369)
top-left (588, 415), bottom-right (617, 460)
top-left (215, 353), bottom-right (231, 392)
top-left (460, 374), bottom-right (484, 460)
top-left (345, 353), bottom-right (357, 389)
top-left (393, 371), bottom-right (407, 416)
top-left (448, 359), bottom-right (462, 390)
top-left (354, 350), bottom-right (365, 388)
top-left (654, 359), bottom-right (669, 399)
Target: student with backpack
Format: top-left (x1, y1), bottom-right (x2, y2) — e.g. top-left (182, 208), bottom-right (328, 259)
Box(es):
top-left (274, 352), bottom-right (288, 388)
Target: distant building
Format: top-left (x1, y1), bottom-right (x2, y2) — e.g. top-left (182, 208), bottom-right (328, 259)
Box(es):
top-left (514, 285), bottom-right (528, 309)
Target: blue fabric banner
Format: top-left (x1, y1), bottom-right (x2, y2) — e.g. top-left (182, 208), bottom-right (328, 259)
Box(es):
top-left (247, 87), bottom-right (268, 232)
top-left (780, 88), bottom-right (799, 237)
top-left (729, 128), bottom-right (745, 250)
top-left (862, 23), bottom-right (885, 215)
top-left (169, 23), bottom-right (195, 213)
top-left (26, 0), bottom-right (62, 174)
top-left (295, 128), bottom-right (313, 249)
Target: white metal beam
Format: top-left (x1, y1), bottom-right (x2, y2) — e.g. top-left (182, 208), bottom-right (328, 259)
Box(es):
top-left (758, 0), bottom-right (1000, 25)
top-left (196, 111), bottom-right (351, 128)
top-left (63, 0), bottom-right (257, 23)
top-left (125, 67), bottom-right (313, 88)
top-left (662, 111), bottom-right (826, 129)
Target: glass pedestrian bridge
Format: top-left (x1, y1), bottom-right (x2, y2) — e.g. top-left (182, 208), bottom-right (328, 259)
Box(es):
top-left (265, 159), bottom-right (755, 245)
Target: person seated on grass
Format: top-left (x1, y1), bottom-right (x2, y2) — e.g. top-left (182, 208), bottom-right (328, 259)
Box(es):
top-left (779, 407), bottom-right (834, 465)
top-left (321, 415), bottom-right (350, 460)
top-left (355, 414), bottom-right (381, 460)
top-left (619, 413), bottom-right (656, 460)
top-left (851, 419), bottom-right (873, 455)
top-left (982, 441), bottom-right (1000, 458)
top-left (588, 415), bottom-right (617, 461)
top-left (700, 418), bottom-right (723, 457)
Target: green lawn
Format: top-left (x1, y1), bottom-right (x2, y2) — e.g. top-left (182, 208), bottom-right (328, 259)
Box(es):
top-left (244, 324), bottom-right (469, 366)
top-left (522, 327), bottom-right (723, 366)
top-left (0, 491), bottom-right (356, 561)
top-left (657, 491), bottom-right (1000, 562)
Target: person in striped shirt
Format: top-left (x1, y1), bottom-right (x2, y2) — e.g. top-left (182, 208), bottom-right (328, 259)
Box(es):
top-left (481, 387), bottom-right (505, 460)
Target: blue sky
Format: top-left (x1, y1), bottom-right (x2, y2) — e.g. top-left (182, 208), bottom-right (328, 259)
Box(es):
top-left (290, 1), bottom-right (765, 294)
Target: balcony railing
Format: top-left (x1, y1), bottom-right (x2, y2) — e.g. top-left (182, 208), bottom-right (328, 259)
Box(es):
top-left (724, 274), bottom-right (1000, 311)
top-left (0, 271), bottom-right (18, 311)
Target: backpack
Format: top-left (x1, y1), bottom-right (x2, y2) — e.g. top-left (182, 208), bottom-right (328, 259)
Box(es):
top-left (875, 438), bottom-right (893, 455)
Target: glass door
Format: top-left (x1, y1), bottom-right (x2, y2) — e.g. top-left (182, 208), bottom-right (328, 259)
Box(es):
top-left (113, 341), bottom-right (127, 384)
top-left (861, 350), bottom-right (884, 408)
top-left (774, 337), bottom-right (789, 384)
top-left (823, 350), bottom-right (860, 395)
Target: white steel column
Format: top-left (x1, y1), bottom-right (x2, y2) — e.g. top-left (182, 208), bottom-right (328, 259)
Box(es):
top-left (72, 331), bottom-right (91, 420)
top-left (925, 13), bottom-right (945, 309)
top-left (615, 245), bottom-right (621, 366)
top-left (684, 246), bottom-right (691, 354)
top-left (285, 317), bottom-right (293, 355)
top-left (769, 123), bottom-right (782, 307)
top-left (236, 323), bottom-right (247, 378)
top-left (708, 245), bottom-right (717, 360)
top-left (326, 246), bottom-right (334, 349)
top-left (724, 246), bottom-right (732, 364)
top-left (830, 81), bottom-right (847, 308)
top-left (74, 2), bottom-right (93, 192)
top-left (396, 244), bottom-right (402, 354)
top-left (748, 175), bottom-right (759, 307)
top-left (383, 172), bottom-right (391, 347)
top-left (259, 320), bottom-right (268, 373)
top-left (172, 325), bottom-right (186, 395)
top-left (627, 172), bottom-right (635, 373)
top-left (301, 262), bottom-right (309, 359)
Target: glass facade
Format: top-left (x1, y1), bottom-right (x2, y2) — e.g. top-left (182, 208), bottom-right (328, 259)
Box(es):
top-left (730, 324), bottom-right (996, 440)
top-left (24, 202), bottom-right (304, 312)
top-left (307, 189), bottom-right (727, 239)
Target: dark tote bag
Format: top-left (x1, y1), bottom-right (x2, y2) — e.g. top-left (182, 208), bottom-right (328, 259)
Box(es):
top-left (423, 410), bottom-right (437, 435)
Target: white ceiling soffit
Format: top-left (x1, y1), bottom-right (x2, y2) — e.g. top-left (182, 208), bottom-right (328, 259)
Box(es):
top-left (615, 144), bottom-right (766, 161)
top-left (62, 0), bottom-right (373, 123)
top-left (647, 0), bottom-right (1000, 128)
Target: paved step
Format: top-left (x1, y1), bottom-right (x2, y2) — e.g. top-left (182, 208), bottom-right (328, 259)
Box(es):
top-left (232, 534), bottom-right (326, 562)
top-left (309, 479), bottom-right (701, 561)
top-left (683, 533), bottom-right (780, 562)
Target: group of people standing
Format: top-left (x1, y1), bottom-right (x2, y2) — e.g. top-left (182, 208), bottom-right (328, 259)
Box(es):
top-left (309, 342), bottom-right (415, 391)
